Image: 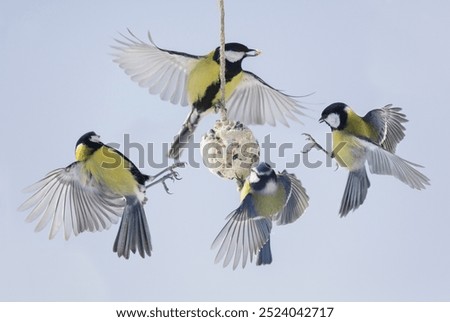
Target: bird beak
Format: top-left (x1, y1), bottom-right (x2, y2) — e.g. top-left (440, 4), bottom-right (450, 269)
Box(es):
top-left (319, 117), bottom-right (325, 123)
top-left (246, 49), bottom-right (261, 57)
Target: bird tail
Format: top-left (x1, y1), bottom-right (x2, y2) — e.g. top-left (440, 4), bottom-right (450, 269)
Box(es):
top-left (256, 239), bottom-right (273, 266)
top-left (339, 167), bottom-right (371, 217)
top-left (168, 109), bottom-right (201, 159)
top-left (113, 196), bottom-right (151, 259)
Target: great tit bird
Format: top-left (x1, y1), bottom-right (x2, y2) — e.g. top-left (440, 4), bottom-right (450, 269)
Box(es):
top-left (19, 131), bottom-right (182, 259)
top-left (113, 30), bottom-right (306, 159)
top-left (212, 162), bottom-right (309, 269)
top-left (315, 102), bottom-right (430, 216)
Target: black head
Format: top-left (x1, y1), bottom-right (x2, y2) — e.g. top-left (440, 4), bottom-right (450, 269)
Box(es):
top-left (319, 102), bottom-right (348, 130)
top-left (75, 131), bottom-right (103, 150)
top-left (213, 43), bottom-right (260, 64)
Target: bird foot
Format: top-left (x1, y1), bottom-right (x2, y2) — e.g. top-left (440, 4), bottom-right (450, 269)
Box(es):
top-left (302, 133), bottom-right (340, 170)
top-left (301, 133), bottom-right (329, 155)
top-left (146, 162), bottom-right (185, 193)
top-left (214, 102), bottom-right (224, 113)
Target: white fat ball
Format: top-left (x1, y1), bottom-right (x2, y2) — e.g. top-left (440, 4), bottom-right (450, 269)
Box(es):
top-left (201, 120), bottom-right (260, 183)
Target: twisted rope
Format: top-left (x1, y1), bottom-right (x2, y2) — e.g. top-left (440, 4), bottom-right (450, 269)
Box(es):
top-left (218, 0), bottom-right (227, 121)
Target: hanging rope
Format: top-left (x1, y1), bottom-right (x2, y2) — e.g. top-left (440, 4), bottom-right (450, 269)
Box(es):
top-left (199, 0), bottom-right (260, 188)
top-left (218, 0), bottom-right (227, 121)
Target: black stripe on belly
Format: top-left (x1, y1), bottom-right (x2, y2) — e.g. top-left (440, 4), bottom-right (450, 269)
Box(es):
top-left (192, 66), bottom-right (242, 113)
top-left (193, 81), bottom-right (221, 113)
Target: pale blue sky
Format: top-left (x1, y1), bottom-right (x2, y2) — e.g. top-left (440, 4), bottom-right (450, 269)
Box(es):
top-left (1, 0), bottom-right (449, 301)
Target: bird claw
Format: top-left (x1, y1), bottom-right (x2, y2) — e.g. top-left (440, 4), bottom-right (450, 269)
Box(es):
top-left (145, 162), bottom-right (186, 192)
top-left (172, 170), bottom-right (182, 181)
top-left (147, 171), bottom-right (180, 194)
top-left (301, 133), bottom-right (315, 154)
top-left (171, 162), bottom-right (186, 171)
top-left (161, 177), bottom-right (172, 194)
top-left (162, 169), bottom-right (184, 194)
top-left (214, 102), bottom-right (224, 113)
top-left (301, 133), bottom-right (328, 155)
top-left (302, 134), bottom-right (340, 170)
top-left (334, 162), bottom-right (340, 171)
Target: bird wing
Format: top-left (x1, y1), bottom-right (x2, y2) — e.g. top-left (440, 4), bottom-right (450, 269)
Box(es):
top-left (274, 171), bottom-right (309, 225)
top-left (18, 162), bottom-right (125, 240)
top-left (211, 195), bottom-right (272, 269)
top-left (362, 139), bottom-right (430, 189)
top-left (226, 71), bottom-right (306, 127)
top-left (363, 105), bottom-right (408, 153)
top-left (112, 30), bottom-right (201, 106)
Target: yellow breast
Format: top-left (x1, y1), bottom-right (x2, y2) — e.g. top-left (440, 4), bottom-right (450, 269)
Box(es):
top-left (219, 73), bottom-right (243, 102)
top-left (187, 55), bottom-right (220, 105)
top-left (254, 186), bottom-right (286, 217)
top-left (84, 146), bottom-right (137, 196)
top-left (187, 53), bottom-right (243, 107)
top-left (240, 180), bottom-right (286, 218)
top-left (332, 131), bottom-right (365, 170)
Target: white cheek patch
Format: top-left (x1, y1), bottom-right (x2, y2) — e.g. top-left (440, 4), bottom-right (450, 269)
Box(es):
top-left (326, 113), bottom-right (340, 129)
top-left (225, 50), bottom-right (245, 63)
top-left (249, 171), bottom-right (260, 183)
top-left (90, 135), bottom-right (101, 143)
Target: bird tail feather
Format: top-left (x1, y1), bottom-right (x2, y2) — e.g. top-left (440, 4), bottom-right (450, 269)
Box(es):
top-left (256, 239), bottom-right (273, 266)
top-left (113, 197), bottom-right (151, 259)
top-left (339, 167), bottom-right (371, 217)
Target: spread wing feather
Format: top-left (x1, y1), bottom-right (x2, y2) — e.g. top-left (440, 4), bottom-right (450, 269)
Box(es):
top-left (18, 162), bottom-right (125, 240)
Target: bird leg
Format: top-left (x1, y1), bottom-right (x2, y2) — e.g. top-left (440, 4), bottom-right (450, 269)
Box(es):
top-left (149, 162), bottom-right (185, 181)
top-left (146, 162), bottom-right (185, 193)
top-left (146, 173), bottom-right (179, 194)
top-left (302, 133), bottom-right (329, 155)
top-left (185, 109), bottom-right (196, 133)
top-left (302, 133), bottom-right (339, 171)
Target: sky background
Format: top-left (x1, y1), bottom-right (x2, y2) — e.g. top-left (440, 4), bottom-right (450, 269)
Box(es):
top-left (1, 0), bottom-right (449, 301)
